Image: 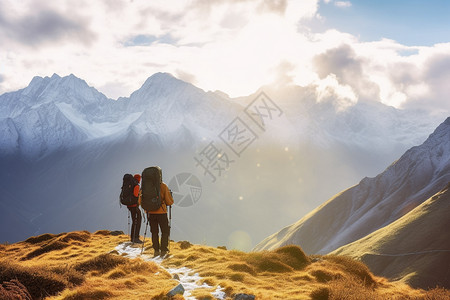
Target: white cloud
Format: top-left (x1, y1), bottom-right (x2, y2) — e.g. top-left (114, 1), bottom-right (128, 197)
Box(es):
top-left (334, 1), bottom-right (351, 8)
top-left (0, 0), bottom-right (449, 114)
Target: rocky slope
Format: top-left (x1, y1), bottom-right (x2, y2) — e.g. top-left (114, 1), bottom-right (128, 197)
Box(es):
top-left (254, 117), bottom-right (450, 255)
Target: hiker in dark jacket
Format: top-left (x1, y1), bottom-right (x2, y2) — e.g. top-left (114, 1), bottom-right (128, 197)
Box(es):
top-left (128, 174), bottom-right (143, 244)
top-left (139, 167), bottom-right (174, 257)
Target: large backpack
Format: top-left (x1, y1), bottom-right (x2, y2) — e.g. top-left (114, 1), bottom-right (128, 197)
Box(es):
top-left (120, 174), bottom-right (138, 206)
top-left (140, 167), bottom-right (162, 212)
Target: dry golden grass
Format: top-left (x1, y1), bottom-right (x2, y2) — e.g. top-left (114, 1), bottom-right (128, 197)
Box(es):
top-left (1, 230), bottom-right (449, 300)
top-left (0, 279), bottom-right (32, 300)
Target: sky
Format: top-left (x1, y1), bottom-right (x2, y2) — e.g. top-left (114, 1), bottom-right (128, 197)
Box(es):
top-left (0, 0), bottom-right (449, 114)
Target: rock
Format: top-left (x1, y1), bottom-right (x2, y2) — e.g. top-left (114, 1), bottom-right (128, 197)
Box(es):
top-left (173, 274), bottom-right (180, 280)
top-left (234, 293), bottom-right (255, 300)
top-left (167, 283), bottom-right (185, 297)
top-left (109, 250), bottom-right (119, 255)
top-left (217, 246), bottom-right (227, 250)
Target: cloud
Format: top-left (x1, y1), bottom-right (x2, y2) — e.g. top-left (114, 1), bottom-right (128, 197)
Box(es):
top-left (313, 44), bottom-right (380, 102)
top-left (0, 2), bottom-right (96, 47)
top-left (272, 60), bottom-right (296, 86)
top-left (0, 0), bottom-right (449, 115)
top-left (123, 34), bottom-right (177, 47)
top-left (175, 69), bottom-right (198, 86)
top-left (312, 39), bottom-right (450, 113)
top-left (334, 1), bottom-right (351, 8)
top-left (404, 50), bottom-right (450, 113)
top-left (322, 0), bottom-right (351, 8)
top-left (257, 0), bottom-right (288, 15)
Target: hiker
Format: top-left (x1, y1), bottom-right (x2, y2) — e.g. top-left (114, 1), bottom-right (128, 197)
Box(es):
top-left (140, 166), bottom-right (174, 257)
top-left (120, 173), bottom-right (143, 243)
top-left (128, 174), bottom-right (143, 244)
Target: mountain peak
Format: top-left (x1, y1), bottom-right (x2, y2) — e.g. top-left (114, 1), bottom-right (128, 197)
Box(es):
top-left (129, 72), bottom-right (200, 104)
top-left (140, 72), bottom-right (183, 89)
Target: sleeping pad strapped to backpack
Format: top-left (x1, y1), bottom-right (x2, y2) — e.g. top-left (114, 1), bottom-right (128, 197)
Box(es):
top-left (120, 173), bottom-right (139, 206)
top-left (141, 166), bottom-right (162, 212)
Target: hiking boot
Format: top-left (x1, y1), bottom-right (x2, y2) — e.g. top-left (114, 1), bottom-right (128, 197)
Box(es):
top-left (160, 251), bottom-right (167, 257)
top-left (133, 239), bottom-right (143, 244)
top-left (153, 250), bottom-right (160, 257)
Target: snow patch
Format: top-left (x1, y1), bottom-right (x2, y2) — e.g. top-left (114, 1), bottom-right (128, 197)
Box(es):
top-left (115, 242), bottom-right (225, 300)
top-left (56, 103), bottom-right (141, 139)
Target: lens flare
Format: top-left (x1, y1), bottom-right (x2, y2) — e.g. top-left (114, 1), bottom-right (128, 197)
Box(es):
top-left (227, 230), bottom-right (252, 252)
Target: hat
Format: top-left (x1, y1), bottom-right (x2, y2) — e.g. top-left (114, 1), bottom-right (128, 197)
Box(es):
top-left (134, 174), bottom-right (141, 182)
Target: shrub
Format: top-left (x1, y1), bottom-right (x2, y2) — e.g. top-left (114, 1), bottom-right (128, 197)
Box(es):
top-left (179, 241), bottom-right (192, 249)
top-left (424, 286), bottom-right (450, 300)
top-left (107, 270), bottom-right (127, 279)
top-left (227, 263), bottom-right (256, 275)
top-left (123, 259), bottom-right (159, 275)
top-left (245, 252), bottom-right (294, 273)
top-left (23, 241), bottom-right (69, 260)
top-left (274, 245), bottom-right (311, 270)
top-left (74, 253), bottom-right (128, 274)
top-left (93, 230), bottom-right (110, 235)
top-left (109, 230), bottom-right (124, 236)
top-left (24, 233), bottom-right (58, 244)
top-left (58, 231), bottom-right (90, 243)
top-left (310, 269), bottom-right (340, 283)
top-left (62, 288), bottom-right (112, 300)
top-left (328, 277), bottom-right (381, 300)
top-left (0, 260), bottom-right (68, 299)
top-left (324, 255), bottom-right (376, 287)
top-left (51, 266), bottom-right (85, 286)
top-left (229, 273), bottom-right (246, 282)
top-left (186, 255), bottom-right (199, 261)
top-left (0, 279), bottom-right (32, 300)
top-left (310, 287), bottom-right (330, 300)
top-left (254, 258), bottom-right (293, 273)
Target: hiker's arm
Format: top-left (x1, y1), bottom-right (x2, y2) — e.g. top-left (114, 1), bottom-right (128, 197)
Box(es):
top-left (163, 184), bottom-right (174, 206)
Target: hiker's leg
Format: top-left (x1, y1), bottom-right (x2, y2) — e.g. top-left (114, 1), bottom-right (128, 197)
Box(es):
top-left (129, 207), bottom-right (137, 241)
top-left (149, 213), bottom-right (160, 251)
top-left (135, 208), bottom-right (142, 240)
top-left (128, 207), bottom-right (134, 241)
top-left (159, 214), bottom-right (170, 252)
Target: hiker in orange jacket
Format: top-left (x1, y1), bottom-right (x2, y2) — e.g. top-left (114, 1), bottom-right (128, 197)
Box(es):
top-left (128, 174), bottom-right (143, 244)
top-left (139, 168), bottom-right (174, 257)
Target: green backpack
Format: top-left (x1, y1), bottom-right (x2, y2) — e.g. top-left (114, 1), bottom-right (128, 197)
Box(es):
top-left (141, 166), bottom-right (162, 212)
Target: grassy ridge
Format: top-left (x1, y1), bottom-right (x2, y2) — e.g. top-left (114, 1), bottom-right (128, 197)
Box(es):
top-left (1, 231), bottom-right (449, 299)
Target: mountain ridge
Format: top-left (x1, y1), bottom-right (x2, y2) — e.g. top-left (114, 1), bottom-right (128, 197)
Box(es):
top-left (332, 182), bottom-right (450, 289)
top-left (254, 116), bottom-right (450, 255)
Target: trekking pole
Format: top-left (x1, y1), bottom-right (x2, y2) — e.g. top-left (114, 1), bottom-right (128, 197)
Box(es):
top-left (168, 205), bottom-right (172, 251)
top-left (141, 213), bottom-right (149, 255)
top-left (127, 210), bottom-right (131, 239)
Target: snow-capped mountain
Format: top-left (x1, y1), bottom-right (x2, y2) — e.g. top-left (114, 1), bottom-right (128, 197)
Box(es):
top-left (254, 117), bottom-right (450, 254)
top-left (0, 73), bottom-right (446, 247)
top-left (0, 73), bottom-right (240, 158)
top-left (0, 74), bottom-right (113, 157)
